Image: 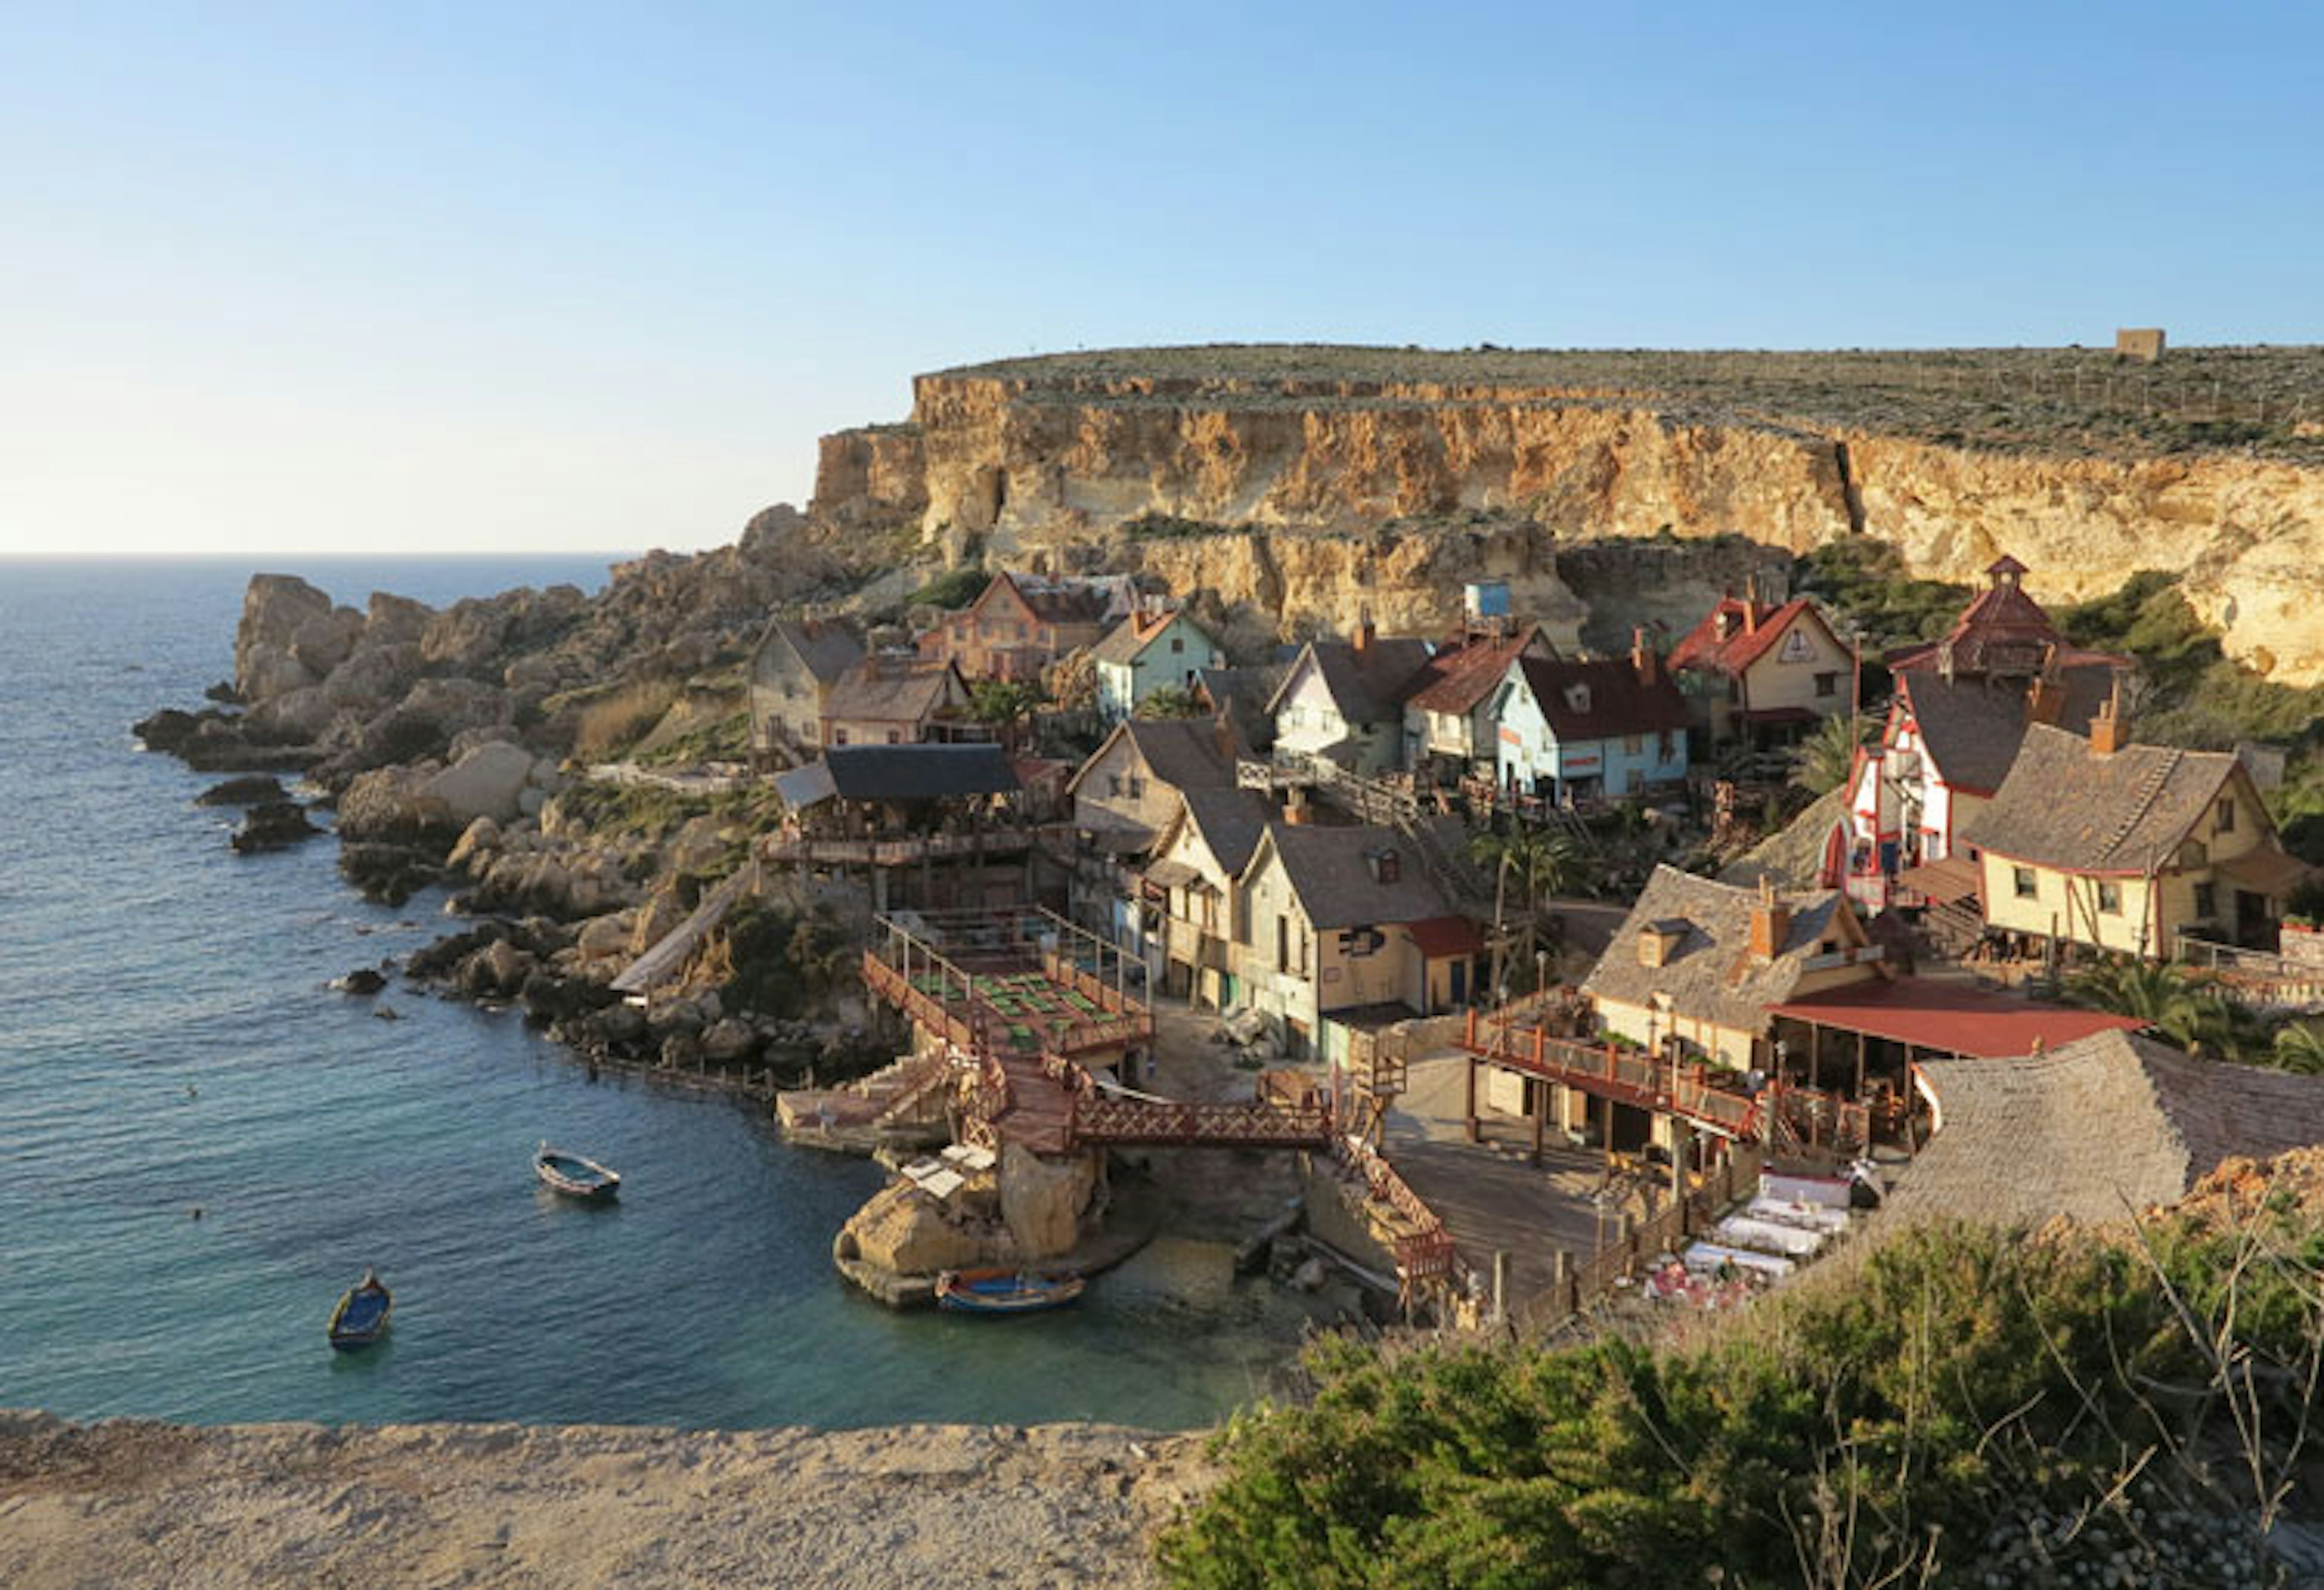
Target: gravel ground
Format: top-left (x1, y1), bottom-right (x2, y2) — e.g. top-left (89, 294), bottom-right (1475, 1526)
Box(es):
top-left (0, 1412), bottom-right (1213, 1590)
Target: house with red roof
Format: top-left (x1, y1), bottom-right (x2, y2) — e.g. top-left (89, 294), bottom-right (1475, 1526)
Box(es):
top-left (1491, 632), bottom-right (1693, 805)
top-left (1399, 623), bottom-right (1557, 783)
top-left (1887, 555), bottom-right (2125, 680)
top-left (1669, 579), bottom-right (1853, 750)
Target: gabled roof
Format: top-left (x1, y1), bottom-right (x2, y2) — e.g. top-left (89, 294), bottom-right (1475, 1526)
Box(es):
top-left (1957, 722), bottom-right (2250, 875)
top-left (1893, 666), bottom-right (2113, 796)
top-left (977, 570), bottom-right (1115, 628)
top-left (1254, 822), bottom-right (1459, 930)
top-left (1509, 655), bottom-right (1692, 741)
top-left (1268, 634), bottom-right (1434, 725)
top-left (1888, 556), bottom-right (2127, 678)
top-left (1065, 716), bottom-right (1245, 800)
top-left (1582, 864), bottom-right (1857, 1034)
top-left (1669, 596), bottom-right (1837, 678)
top-left (1089, 607), bottom-right (1211, 668)
top-left (1402, 626), bottom-right (1552, 715)
top-left (823, 656), bottom-right (963, 724)
top-left (1194, 664), bottom-right (1287, 747)
top-left (1169, 787), bottom-right (1278, 879)
top-left (756, 616), bottom-right (865, 685)
top-left (1888, 1030), bottom-right (2324, 1226)
top-left (773, 744), bottom-right (1019, 807)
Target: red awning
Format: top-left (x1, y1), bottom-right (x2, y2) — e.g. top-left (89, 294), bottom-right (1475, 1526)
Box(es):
top-left (1770, 976), bottom-right (2144, 1060)
top-left (1405, 916), bottom-right (1485, 958)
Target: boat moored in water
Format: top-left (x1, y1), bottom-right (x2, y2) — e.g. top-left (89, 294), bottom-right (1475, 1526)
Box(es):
top-left (534, 1142), bottom-right (622, 1200)
top-left (934, 1267), bottom-right (1086, 1315)
top-left (327, 1270), bottom-right (393, 1350)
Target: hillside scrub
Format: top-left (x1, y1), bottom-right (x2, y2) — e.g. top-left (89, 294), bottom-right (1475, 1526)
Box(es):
top-left (1791, 540), bottom-right (1970, 655)
top-left (1157, 1188), bottom-right (2324, 1590)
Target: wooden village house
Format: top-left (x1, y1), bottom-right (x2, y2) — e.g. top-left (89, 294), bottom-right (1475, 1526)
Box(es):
top-left (916, 571), bottom-right (1122, 683)
top-left (1491, 636), bottom-right (1692, 807)
top-left (1668, 582), bottom-right (1852, 751)
top-left (819, 655), bottom-right (981, 749)
top-left (1398, 622), bottom-right (1556, 787)
top-left (1960, 712), bottom-right (2312, 958)
top-left (1145, 787), bottom-right (1278, 1010)
top-left (1090, 606), bottom-right (1226, 723)
top-left (1266, 618), bottom-right (1433, 774)
top-left (747, 616), bottom-right (865, 767)
top-left (1233, 821), bottom-right (1484, 1063)
top-left (1061, 716), bottom-right (1247, 964)
top-left (767, 744), bottom-right (1029, 913)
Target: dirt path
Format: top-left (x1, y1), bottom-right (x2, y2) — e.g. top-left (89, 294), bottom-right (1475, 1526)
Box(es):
top-left (0, 1413), bottom-right (1211, 1590)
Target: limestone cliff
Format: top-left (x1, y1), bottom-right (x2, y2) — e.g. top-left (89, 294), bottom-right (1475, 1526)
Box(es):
top-left (810, 349), bottom-right (2324, 682)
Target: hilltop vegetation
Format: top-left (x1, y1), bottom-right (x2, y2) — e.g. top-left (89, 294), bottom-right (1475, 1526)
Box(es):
top-left (1159, 1165), bottom-right (2324, 1590)
top-left (939, 343), bottom-right (2324, 465)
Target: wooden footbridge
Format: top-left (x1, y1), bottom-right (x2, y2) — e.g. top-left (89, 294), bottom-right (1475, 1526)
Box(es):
top-left (863, 908), bottom-right (1332, 1155)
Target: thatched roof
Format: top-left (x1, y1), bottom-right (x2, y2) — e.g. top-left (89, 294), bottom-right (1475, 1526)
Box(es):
top-left (1888, 1030), bottom-right (2324, 1226)
top-left (1583, 864), bottom-right (1852, 1032)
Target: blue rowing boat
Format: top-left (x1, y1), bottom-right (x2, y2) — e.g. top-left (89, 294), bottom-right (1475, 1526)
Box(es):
top-left (535, 1142), bottom-right (621, 1201)
top-left (935, 1267), bottom-right (1085, 1315)
top-left (327, 1270), bottom-right (393, 1350)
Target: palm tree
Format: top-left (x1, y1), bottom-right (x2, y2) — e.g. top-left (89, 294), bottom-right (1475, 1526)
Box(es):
top-left (1469, 827), bottom-right (1590, 997)
top-left (1791, 711), bottom-right (1869, 796)
top-left (2064, 956), bottom-right (2259, 1060)
top-left (2271, 1020), bottom-right (2324, 1075)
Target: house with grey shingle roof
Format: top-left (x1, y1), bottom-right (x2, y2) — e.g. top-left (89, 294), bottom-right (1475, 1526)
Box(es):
top-left (1146, 787), bottom-right (1278, 1008)
top-left (1581, 865), bottom-right (1880, 1073)
top-left (749, 616), bottom-right (865, 765)
top-left (1090, 607), bottom-right (1225, 723)
top-left (1266, 619), bottom-right (1434, 774)
top-left (1837, 663), bottom-right (2115, 912)
top-left (819, 654), bottom-right (980, 750)
top-left (1060, 716), bottom-right (1249, 969)
top-left (1235, 821), bottom-right (1485, 1060)
top-left (1888, 1029), bottom-right (2324, 1227)
top-left (1960, 713), bottom-right (2309, 958)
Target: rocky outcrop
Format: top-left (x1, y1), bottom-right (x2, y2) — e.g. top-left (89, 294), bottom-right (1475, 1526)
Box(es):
top-left (229, 800), bottom-right (321, 853)
top-left (810, 353), bottom-right (2324, 680)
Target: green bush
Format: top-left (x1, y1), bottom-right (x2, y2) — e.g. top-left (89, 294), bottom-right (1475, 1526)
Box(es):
top-left (910, 567), bottom-right (990, 609)
top-left (1157, 1212), bottom-right (2319, 1589)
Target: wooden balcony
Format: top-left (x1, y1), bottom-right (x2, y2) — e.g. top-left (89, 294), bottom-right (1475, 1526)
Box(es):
top-left (1459, 1007), bottom-right (1764, 1140)
top-left (762, 830), bottom-right (1031, 868)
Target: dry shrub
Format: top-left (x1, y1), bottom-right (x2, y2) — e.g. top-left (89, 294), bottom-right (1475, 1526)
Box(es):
top-left (572, 679), bottom-right (680, 763)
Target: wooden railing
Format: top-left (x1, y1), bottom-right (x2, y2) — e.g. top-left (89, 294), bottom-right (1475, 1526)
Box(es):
top-left (1329, 1133), bottom-right (1468, 1290)
top-left (761, 830), bottom-right (1031, 867)
top-left (1459, 1008), bottom-right (1764, 1139)
top-left (1071, 1094), bottom-right (1333, 1148)
top-left (2176, 935), bottom-right (2324, 1011)
top-left (1512, 1143), bottom-right (1765, 1332)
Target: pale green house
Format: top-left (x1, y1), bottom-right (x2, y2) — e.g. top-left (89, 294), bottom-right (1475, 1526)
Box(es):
top-left (1092, 608), bottom-right (1224, 723)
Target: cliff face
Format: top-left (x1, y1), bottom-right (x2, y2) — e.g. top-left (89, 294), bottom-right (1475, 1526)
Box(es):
top-left (812, 361), bottom-right (2324, 682)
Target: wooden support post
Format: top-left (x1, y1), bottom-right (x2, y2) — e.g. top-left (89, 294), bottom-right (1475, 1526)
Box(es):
top-left (1553, 1249), bottom-right (1572, 1314)
top-left (1854, 1031), bottom-right (1867, 1101)
top-left (1599, 1092), bottom-right (1615, 1165)
top-left (1464, 1054), bottom-right (1479, 1143)
top-left (1670, 1117), bottom-right (1691, 1204)
top-left (1492, 1251), bottom-right (1508, 1327)
top-left (1531, 1080), bottom-right (1546, 1164)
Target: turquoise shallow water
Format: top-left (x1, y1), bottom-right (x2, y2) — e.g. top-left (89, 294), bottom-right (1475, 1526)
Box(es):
top-left (0, 557), bottom-right (1311, 1429)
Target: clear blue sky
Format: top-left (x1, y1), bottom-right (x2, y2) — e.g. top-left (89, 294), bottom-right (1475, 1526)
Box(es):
top-left (2, 2), bottom-right (2316, 556)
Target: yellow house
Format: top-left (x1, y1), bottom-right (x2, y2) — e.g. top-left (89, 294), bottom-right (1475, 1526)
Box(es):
top-left (1146, 788), bottom-right (1275, 1009)
top-left (1961, 715), bottom-right (2310, 958)
top-left (1232, 821), bottom-right (1483, 1060)
top-left (1669, 584), bottom-right (1851, 749)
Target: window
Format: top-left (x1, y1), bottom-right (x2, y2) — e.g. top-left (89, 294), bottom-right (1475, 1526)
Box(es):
top-left (2012, 866), bottom-right (2037, 899)
top-left (2217, 797), bottom-right (2236, 833)
top-left (835, 728), bottom-right (850, 746)
top-left (1657, 729), bottom-right (1674, 760)
top-left (1814, 672), bottom-right (1839, 698)
top-left (2097, 881), bottom-right (2122, 915)
top-left (1107, 774), bottom-right (1124, 797)
top-left (1623, 733), bottom-right (1643, 754)
top-left (2194, 882), bottom-right (2218, 920)
top-left (887, 730), bottom-right (902, 745)
top-left (1276, 915), bottom-right (1291, 974)
top-left (1169, 636), bottom-right (1183, 653)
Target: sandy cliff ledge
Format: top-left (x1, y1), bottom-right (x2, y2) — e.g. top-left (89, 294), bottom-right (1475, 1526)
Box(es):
top-left (0, 1412), bottom-right (1205, 1590)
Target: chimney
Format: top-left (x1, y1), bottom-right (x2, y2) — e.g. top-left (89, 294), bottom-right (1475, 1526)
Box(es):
top-left (2024, 672), bottom-right (2065, 727)
top-left (1284, 787), bottom-right (1310, 825)
top-left (1742, 575), bottom-right (1761, 636)
top-left (1747, 876), bottom-right (1791, 963)
top-left (2089, 673), bottom-right (2128, 756)
top-left (1631, 626), bottom-right (1659, 686)
top-left (1354, 607), bottom-right (1375, 653)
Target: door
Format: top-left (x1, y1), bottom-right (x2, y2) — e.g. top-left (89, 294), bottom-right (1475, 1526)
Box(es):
top-left (2236, 890), bottom-right (2270, 947)
top-left (1448, 959), bottom-right (1468, 1006)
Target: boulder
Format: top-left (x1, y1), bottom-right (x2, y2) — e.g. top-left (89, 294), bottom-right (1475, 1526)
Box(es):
top-left (194, 774), bottom-right (288, 807)
top-left (230, 800), bottom-right (321, 853)
top-left (332, 967), bottom-right (388, 996)
top-left (836, 1181), bottom-right (999, 1278)
top-left (321, 644), bottom-right (417, 712)
top-left (399, 677), bottom-right (509, 738)
top-left (337, 765), bottom-right (457, 844)
top-left (361, 591), bottom-right (435, 650)
top-left (249, 685), bottom-right (336, 742)
top-left (234, 575), bottom-right (333, 700)
top-left (461, 938), bottom-right (534, 999)
top-left (421, 741), bottom-right (534, 826)
top-left (701, 1017), bottom-right (759, 1064)
top-left (574, 912), bottom-right (636, 962)
top-left (445, 815), bottom-right (502, 873)
top-left (997, 1142), bottom-right (1101, 1260)
top-left (338, 841), bottom-right (439, 905)
top-left (289, 606), bottom-right (365, 678)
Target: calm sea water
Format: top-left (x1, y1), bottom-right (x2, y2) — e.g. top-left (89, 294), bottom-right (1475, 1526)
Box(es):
top-left (0, 557), bottom-right (1310, 1429)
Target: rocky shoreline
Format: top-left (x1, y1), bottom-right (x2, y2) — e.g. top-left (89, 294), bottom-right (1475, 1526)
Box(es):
top-left (0, 1411), bottom-right (1205, 1590)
